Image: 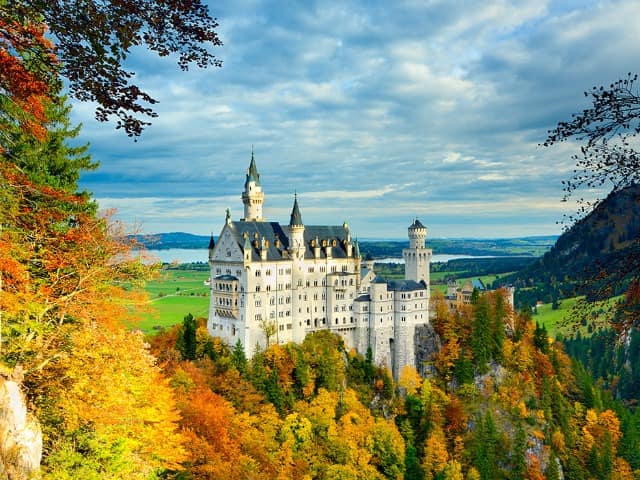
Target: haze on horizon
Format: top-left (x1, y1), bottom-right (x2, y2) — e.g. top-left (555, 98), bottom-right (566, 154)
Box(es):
top-left (74, 0), bottom-right (639, 239)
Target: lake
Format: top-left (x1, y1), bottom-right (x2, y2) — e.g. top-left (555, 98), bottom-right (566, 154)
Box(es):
top-left (145, 249), bottom-right (487, 265)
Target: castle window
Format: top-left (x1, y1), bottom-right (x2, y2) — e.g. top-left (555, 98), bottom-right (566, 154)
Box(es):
top-left (270, 298), bottom-right (275, 305)
top-left (308, 266), bottom-right (314, 273)
top-left (314, 280), bottom-right (318, 286)
top-left (307, 319), bottom-right (310, 326)
top-left (266, 285), bottom-right (271, 291)
top-left (255, 270), bottom-right (261, 277)
top-left (255, 299), bottom-right (262, 307)
top-left (287, 324), bottom-right (292, 330)
top-left (266, 269), bottom-right (271, 275)
top-left (256, 286), bottom-right (260, 292)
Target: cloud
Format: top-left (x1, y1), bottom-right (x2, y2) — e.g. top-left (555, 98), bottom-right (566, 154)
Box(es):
top-left (73, 0), bottom-right (638, 239)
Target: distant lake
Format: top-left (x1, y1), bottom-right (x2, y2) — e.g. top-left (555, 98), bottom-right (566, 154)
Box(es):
top-left (145, 249), bottom-right (489, 265)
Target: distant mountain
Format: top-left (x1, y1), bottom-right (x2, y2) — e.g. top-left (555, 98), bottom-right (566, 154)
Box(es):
top-left (130, 231), bottom-right (557, 257)
top-left (502, 184), bottom-right (640, 303)
top-left (130, 232), bottom-right (212, 249)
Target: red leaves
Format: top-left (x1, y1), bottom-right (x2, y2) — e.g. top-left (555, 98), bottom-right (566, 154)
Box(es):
top-left (0, 16), bottom-right (57, 144)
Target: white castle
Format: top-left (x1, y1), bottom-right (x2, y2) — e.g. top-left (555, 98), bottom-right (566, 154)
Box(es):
top-left (207, 153), bottom-right (431, 377)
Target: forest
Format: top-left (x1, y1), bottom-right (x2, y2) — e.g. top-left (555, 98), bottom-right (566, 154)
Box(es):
top-left (1, 1), bottom-right (640, 479)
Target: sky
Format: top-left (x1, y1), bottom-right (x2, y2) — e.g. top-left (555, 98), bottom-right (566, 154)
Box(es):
top-left (74, 0), bottom-right (640, 240)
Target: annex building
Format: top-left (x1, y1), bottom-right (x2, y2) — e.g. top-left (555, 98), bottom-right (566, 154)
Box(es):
top-left (207, 154), bottom-right (431, 377)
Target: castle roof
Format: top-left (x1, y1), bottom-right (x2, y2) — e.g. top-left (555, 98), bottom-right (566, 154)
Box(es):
top-left (354, 294), bottom-right (371, 302)
top-left (409, 218), bottom-right (425, 229)
top-left (387, 279), bottom-right (427, 292)
top-left (214, 274), bottom-right (238, 281)
top-left (244, 151), bottom-right (261, 187)
top-left (289, 195), bottom-right (303, 226)
top-left (228, 221), bottom-right (353, 261)
top-left (208, 234), bottom-right (216, 249)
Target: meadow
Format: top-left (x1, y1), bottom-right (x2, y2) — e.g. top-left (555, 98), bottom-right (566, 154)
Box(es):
top-left (137, 268), bottom-right (210, 332)
top-left (533, 295), bottom-right (620, 339)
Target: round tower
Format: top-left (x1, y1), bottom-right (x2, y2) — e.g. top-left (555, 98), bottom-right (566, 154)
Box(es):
top-left (241, 150), bottom-right (265, 221)
top-left (408, 218), bottom-right (427, 248)
top-left (403, 218), bottom-right (431, 285)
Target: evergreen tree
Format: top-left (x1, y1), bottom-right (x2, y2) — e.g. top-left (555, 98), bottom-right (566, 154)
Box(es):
top-left (545, 455), bottom-right (561, 480)
top-left (176, 313), bottom-right (197, 361)
top-left (231, 339), bottom-right (247, 375)
top-left (471, 297), bottom-right (491, 374)
top-left (511, 423), bottom-right (527, 480)
top-left (2, 91), bottom-right (96, 193)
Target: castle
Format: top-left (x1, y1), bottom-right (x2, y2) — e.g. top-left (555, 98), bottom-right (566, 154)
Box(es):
top-left (207, 153), bottom-right (431, 377)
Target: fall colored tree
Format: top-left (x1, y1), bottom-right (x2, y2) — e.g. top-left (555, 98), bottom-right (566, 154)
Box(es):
top-left (1, 0), bottom-right (222, 137)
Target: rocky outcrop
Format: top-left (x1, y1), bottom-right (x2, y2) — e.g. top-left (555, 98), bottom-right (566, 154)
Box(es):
top-left (415, 323), bottom-right (441, 378)
top-left (0, 376), bottom-right (42, 479)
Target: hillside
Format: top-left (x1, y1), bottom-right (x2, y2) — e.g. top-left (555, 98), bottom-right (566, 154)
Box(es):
top-left (502, 184), bottom-right (640, 304)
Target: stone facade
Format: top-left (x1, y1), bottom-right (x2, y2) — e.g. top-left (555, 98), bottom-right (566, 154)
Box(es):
top-left (207, 153), bottom-right (431, 378)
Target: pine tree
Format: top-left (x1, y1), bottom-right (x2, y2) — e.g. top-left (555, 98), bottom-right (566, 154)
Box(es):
top-left (512, 423), bottom-right (527, 480)
top-left (471, 297), bottom-right (491, 373)
top-left (177, 313), bottom-right (197, 361)
top-left (231, 339), bottom-right (247, 375)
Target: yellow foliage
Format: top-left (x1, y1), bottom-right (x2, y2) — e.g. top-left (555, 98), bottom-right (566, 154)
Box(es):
top-left (398, 364), bottom-right (422, 396)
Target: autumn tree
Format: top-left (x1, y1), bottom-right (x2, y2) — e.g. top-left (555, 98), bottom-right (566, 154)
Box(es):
top-left (1, 0), bottom-right (222, 137)
top-left (544, 73), bottom-right (640, 311)
top-left (545, 73), bottom-right (640, 208)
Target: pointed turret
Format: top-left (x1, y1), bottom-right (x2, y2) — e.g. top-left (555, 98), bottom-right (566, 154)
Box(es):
top-left (289, 193), bottom-right (303, 226)
top-left (208, 233), bottom-right (216, 250)
top-left (244, 149), bottom-right (261, 188)
top-left (287, 194), bottom-right (305, 260)
top-left (241, 148), bottom-right (265, 221)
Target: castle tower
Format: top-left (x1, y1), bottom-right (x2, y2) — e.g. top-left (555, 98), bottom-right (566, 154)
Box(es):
top-left (241, 150), bottom-right (265, 221)
top-left (403, 218), bottom-right (431, 285)
top-left (287, 194), bottom-right (305, 260)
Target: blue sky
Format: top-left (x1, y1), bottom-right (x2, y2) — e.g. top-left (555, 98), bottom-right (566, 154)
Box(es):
top-left (74, 0), bottom-right (639, 239)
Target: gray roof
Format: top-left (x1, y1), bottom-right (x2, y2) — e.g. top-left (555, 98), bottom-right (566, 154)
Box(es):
top-left (214, 274), bottom-right (238, 281)
top-left (387, 279), bottom-right (427, 292)
top-left (354, 294), bottom-right (371, 302)
top-left (244, 152), bottom-right (261, 187)
top-left (228, 221), bottom-right (355, 261)
top-left (289, 195), bottom-right (303, 226)
top-left (372, 275), bottom-right (387, 284)
top-left (208, 234), bottom-right (216, 249)
top-left (409, 218), bottom-right (425, 229)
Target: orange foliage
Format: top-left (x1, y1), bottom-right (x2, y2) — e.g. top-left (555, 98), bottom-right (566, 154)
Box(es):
top-left (0, 17), bottom-right (55, 143)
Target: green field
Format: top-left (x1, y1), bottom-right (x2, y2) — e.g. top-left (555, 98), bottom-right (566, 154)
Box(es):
top-left (136, 268), bottom-right (210, 333)
top-left (533, 296), bottom-right (620, 338)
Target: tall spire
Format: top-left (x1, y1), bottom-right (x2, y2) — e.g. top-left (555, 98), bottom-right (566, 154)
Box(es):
top-left (289, 193), bottom-right (303, 226)
top-left (241, 148), bottom-right (265, 221)
top-left (245, 147), bottom-right (261, 187)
